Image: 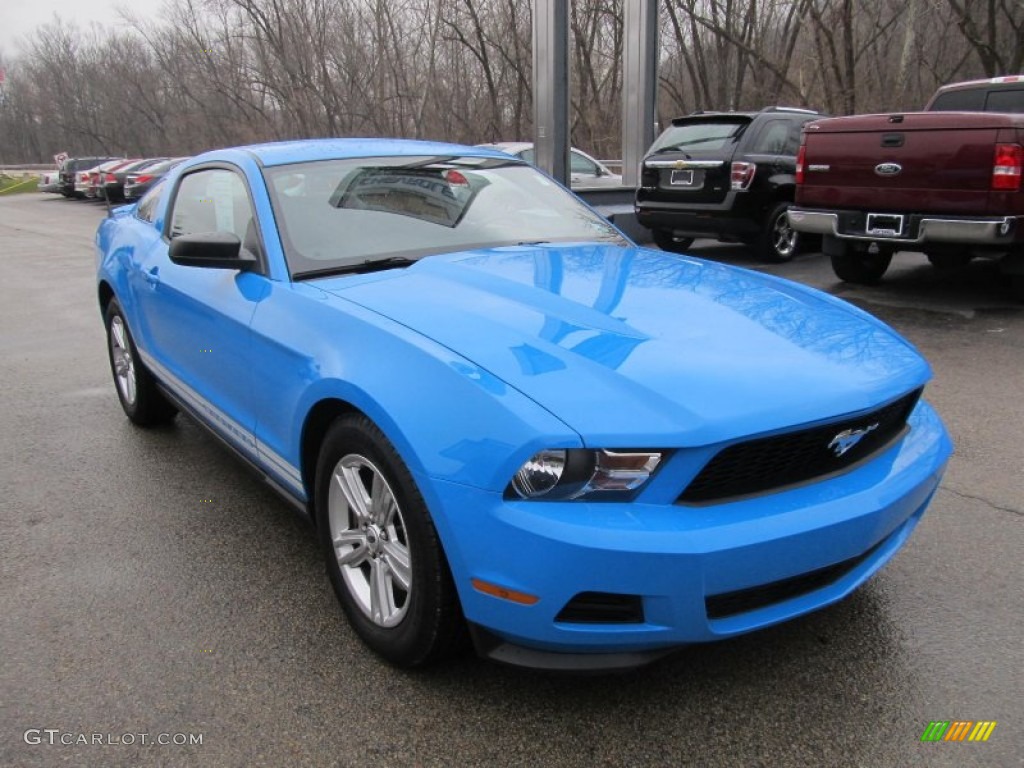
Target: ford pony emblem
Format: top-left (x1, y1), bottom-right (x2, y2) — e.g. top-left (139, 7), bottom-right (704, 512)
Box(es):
top-left (828, 423), bottom-right (879, 457)
top-left (874, 162), bottom-right (902, 176)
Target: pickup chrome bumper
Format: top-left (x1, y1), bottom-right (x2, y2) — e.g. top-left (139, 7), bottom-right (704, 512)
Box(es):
top-left (787, 208), bottom-right (1019, 245)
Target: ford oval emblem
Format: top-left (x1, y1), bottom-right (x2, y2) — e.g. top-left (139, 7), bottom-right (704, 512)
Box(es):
top-left (875, 162), bottom-right (902, 176)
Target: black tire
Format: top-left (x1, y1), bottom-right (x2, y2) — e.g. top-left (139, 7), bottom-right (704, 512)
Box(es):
top-left (104, 299), bottom-right (177, 426)
top-left (926, 251), bottom-right (972, 271)
top-left (652, 229), bottom-right (695, 253)
top-left (316, 414), bottom-right (464, 667)
top-left (758, 203), bottom-right (800, 263)
top-left (831, 251), bottom-right (893, 285)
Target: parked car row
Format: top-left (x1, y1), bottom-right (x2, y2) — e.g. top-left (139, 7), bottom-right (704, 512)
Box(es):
top-left (46, 155), bottom-right (190, 202)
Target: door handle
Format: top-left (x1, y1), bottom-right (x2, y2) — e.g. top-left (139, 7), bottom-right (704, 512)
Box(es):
top-left (145, 267), bottom-right (160, 286)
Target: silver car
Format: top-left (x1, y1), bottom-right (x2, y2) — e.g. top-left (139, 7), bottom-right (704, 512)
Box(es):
top-left (477, 142), bottom-right (623, 189)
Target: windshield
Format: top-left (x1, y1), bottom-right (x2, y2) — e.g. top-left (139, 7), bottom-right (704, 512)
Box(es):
top-left (263, 155), bottom-right (627, 278)
top-left (648, 119), bottom-right (749, 153)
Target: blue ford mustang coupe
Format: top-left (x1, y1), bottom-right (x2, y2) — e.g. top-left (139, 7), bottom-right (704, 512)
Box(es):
top-left (96, 139), bottom-right (952, 670)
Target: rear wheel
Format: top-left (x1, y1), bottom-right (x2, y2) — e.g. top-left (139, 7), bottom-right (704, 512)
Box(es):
top-left (758, 203), bottom-right (800, 263)
top-left (652, 230), bottom-right (694, 253)
top-left (831, 251), bottom-right (893, 285)
top-left (316, 415), bottom-right (464, 667)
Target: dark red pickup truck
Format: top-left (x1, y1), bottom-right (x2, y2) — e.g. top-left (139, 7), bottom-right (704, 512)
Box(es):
top-left (787, 76), bottom-right (1024, 299)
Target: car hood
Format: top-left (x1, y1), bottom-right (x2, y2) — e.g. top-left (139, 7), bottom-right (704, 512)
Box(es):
top-left (315, 244), bottom-right (929, 446)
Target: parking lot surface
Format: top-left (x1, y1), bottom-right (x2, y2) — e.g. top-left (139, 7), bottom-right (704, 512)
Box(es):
top-left (1, 193), bottom-right (1021, 767)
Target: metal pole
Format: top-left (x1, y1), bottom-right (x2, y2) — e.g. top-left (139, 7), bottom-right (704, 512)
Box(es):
top-left (532, 0), bottom-right (569, 185)
top-left (621, 0), bottom-right (658, 187)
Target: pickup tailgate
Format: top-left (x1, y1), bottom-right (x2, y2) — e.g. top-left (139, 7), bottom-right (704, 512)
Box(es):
top-left (797, 111), bottom-right (1023, 215)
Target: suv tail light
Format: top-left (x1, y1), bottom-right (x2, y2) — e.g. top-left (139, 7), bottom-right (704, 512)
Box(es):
top-left (795, 145), bottom-right (806, 185)
top-left (992, 144), bottom-right (1022, 191)
top-left (730, 161), bottom-right (756, 190)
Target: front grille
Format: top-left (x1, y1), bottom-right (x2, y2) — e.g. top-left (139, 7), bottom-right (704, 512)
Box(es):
top-left (679, 389), bottom-right (921, 504)
top-left (705, 538), bottom-right (886, 620)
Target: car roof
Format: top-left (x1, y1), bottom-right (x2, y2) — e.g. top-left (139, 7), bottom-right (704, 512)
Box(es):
top-left (209, 138), bottom-right (515, 168)
top-left (669, 107), bottom-right (821, 125)
top-left (934, 75), bottom-right (1023, 93)
top-left (476, 142), bottom-right (533, 155)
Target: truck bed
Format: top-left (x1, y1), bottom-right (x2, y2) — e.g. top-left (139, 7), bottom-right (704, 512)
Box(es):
top-left (797, 111), bottom-right (1024, 217)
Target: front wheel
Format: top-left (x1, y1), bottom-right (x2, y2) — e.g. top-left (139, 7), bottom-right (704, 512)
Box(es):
top-left (758, 203), bottom-right (800, 263)
top-left (652, 229), bottom-right (694, 253)
top-left (104, 299), bottom-right (177, 426)
top-left (316, 415), bottom-right (464, 667)
top-left (831, 251), bottom-right (893, 285)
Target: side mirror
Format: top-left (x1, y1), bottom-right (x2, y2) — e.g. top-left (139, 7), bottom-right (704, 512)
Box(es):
top-left (168, 232), bottom-right (257, 271)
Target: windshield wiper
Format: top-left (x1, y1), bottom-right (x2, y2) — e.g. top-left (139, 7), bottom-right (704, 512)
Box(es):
top-left (293, 256), bottom-right (417, 280)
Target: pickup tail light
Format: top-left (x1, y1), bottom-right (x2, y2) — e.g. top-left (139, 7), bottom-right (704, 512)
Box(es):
top-left (795, 145), bottom-right (806, 185)
top-left (992, 144), bottom-right (1022, 191)
top-left (730, 161), bottom-right (756, 190)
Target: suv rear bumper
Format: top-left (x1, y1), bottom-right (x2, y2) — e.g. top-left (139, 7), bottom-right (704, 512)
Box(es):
top-left (636, 196), bottom-right (764, 240)
top-left (788, 208), bottom-right (1021, 246)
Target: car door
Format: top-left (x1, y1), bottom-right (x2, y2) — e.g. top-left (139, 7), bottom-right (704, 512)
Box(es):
top-left (133, 165), bottom-right (271, 458)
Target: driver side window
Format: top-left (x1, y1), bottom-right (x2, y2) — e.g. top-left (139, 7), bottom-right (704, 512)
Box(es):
top-left (169, 169), bottom-right (257, 251)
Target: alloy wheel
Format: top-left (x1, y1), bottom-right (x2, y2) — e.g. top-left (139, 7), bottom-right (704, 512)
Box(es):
top-left (109, 315), bottom-right (137, 406)
top-left (328, 454), bottom-right (412, 627)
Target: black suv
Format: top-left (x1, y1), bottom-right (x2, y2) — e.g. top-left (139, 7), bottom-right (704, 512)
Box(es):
top-left (635, 107), bottom-right (823, 262)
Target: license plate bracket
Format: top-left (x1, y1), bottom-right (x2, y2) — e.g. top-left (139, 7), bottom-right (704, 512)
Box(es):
top-left (865, 213), bottom-right (905, 238)
top-left (670, 169), bottom-right (696, 186)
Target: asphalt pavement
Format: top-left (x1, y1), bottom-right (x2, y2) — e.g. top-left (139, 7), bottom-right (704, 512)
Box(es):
top-left (1, 193), bottom-right (1021, 767)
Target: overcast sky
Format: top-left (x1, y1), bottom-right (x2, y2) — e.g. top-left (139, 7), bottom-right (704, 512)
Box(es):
top-left (1, 0), bottom-right (168, 57)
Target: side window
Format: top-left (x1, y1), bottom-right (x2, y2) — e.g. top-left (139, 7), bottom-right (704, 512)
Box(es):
top-left (750, 120), bottom-right (789, 154)
top-left (570, 150), bottom-right (599, 175)
top-left (169, 169), bottom-right (257, 252)
top-left (929, 89), bottom-right (985, 111)
top-left (985, 89), bottom-right (1024, 114)
top-left (136, 180), bottom-right (166, 223)
top-left (784, 121), bottom-right (808, 156)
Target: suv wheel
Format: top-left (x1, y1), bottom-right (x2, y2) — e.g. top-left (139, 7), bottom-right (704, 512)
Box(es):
top-left (759, 203), bottom-right (799, 263)
top-left (652, 230), bottom-right (694, 254)
top-left (831, 251), bottom-right (893, 285)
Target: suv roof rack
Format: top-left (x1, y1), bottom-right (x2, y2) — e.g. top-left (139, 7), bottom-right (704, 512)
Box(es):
top-left (761, 106), bottom-right (821, 114)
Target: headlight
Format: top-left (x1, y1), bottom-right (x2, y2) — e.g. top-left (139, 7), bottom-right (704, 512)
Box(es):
top-left (507, 449), bottom-right (664, 501)
top-left (510, 449), bottom-right (568, 498)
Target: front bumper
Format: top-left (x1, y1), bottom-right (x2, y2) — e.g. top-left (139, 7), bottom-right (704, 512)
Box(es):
top-left (426, 401), bottom-right (951, 669)
top-left (788, 208), bottom-right (1021, 246)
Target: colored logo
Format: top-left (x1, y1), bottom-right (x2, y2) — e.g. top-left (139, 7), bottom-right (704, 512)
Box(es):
top-left (921, 721), bottom-right (997, 742)
top-left (875, 162), bottom-right (902, 176)
top-left (827, 423), bottom-right (879, 457)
